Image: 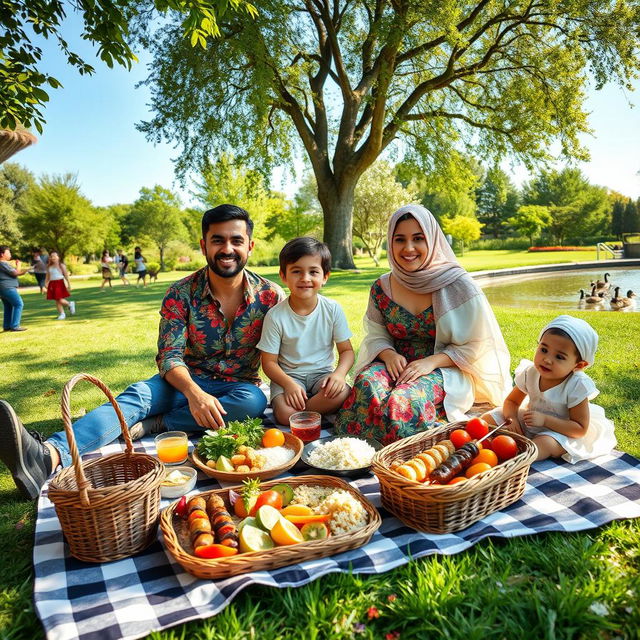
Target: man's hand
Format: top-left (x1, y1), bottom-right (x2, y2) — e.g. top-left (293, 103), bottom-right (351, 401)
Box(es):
top-left (185, 387), bottom-right (227, 429)
top-left (522, 410), bottom-right (546, 428)
top-left (379, 349), bottom-right (407, 381)
top-left (320, 372), bottom-right (346, 398)
top-left (395, 357), bottom-right (435, 385)
top-left (283, 383), bottom-right (307, 411)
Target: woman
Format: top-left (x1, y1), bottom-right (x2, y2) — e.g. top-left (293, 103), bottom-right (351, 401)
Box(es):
top-left (0, 246), bottom-right (30, 331)
top-left (335, 204), bottom-right (510, 445)
top-left (100, 250), bottom-right (113, 290)
top-left (134, 247), bottom-right (147, 288)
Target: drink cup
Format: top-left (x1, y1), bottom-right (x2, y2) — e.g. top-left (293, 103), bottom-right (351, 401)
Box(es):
top-left (155, 431), bottom-right (189, 465)
top-left (289, 411), bottom-right (322, 442)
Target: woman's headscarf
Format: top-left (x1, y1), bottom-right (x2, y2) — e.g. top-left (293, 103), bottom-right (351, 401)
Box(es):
top-left (387, 204), bottom-right (468, 293)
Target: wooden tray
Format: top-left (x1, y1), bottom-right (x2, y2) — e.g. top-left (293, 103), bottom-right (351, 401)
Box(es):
top-left (191, 431), bottom-right (304, 482)
top-left (160, 475), bottom-right (381, 579)
top-left (371, 421), bottom-right (537, 534)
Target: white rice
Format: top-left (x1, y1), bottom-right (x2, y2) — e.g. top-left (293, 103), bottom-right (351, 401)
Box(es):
top-left (308, 437), bottom-right (376, 470)
top-left (255, 446), bottom-right (295, 470)
top-left (291, 485), bottom-right (368, 535)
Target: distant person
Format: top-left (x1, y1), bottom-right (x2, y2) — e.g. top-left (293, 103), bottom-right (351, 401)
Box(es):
top-left (481, 315), bottom-right (616, 462)
top-left (31, 249), bottom-right (47, 294)
top-left (100, 250), bottom-right (113, 291)
top-left (116, 249), bottom-right (130, 285)
top-left (134, 247), bottom-right (148, 287)
top-left (0, 245), bottom-right (30, 331)
top-left (257, 237), bottom-right (354, 425)
top-left (45, 251), bottom-right (76, 320)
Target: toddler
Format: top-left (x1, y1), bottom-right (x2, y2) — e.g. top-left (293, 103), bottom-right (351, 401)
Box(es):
top-left (257, 237), bottom-right (355, 425)
top-left (483, 315), bottom-right (615, 462)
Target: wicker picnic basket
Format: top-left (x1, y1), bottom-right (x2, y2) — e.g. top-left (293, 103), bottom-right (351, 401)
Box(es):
top-left (371, 421), bottom-right (537, 534)
top-left (161, 474), bottom-right (381, 579)
top-left (48, 374), bottom-right (165, 563)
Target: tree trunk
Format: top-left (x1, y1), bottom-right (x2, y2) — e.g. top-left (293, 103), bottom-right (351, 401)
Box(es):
top-left (318, 180), bottom-right (357, 270)
top-left (159, 245), bottom-right (165, 270)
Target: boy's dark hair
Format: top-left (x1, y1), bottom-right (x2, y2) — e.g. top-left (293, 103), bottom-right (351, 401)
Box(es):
top-left (201, 204), bottom-right (254, 239)
top-left (542, 327), bottom-right (582, 360)
top-left (0, 245), bottom-right (9, 255)
top-left (279, 237), bottom-right (332, 275)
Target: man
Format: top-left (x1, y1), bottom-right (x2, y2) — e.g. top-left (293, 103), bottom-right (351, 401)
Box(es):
top-left (31, 248), bottom-right (48, 294)
top-left (0, 205), bottom-right (284, 500)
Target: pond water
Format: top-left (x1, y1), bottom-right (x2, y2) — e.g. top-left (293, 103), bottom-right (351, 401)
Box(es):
top-left (481, 268), bottom-right (640, 312)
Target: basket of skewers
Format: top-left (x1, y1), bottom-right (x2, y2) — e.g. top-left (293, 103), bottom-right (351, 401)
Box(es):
top-left (371, 418), bottom-right (537, 534)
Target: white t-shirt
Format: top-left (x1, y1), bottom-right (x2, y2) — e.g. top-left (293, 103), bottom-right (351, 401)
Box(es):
top-left (257, 294), bottom-right (352, 375)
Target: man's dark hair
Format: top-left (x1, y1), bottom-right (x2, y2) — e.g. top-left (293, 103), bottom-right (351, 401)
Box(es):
top-left (201, 204), bottom-right (254, 239)
top-left (279, 237), bottom-right (332, 275)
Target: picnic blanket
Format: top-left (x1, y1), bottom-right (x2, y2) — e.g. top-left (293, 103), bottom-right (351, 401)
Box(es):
top-left (33, 420), bottom-right (640, 640)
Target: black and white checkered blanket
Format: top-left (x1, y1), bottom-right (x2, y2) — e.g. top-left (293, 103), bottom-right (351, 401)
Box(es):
top-left (33, 422), bottom-right (640, 640)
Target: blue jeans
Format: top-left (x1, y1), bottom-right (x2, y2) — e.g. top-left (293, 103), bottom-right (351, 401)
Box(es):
top-left (1, 287), bottom-right (24, 330)
top-left (47, 374), bottom-right (268, 467)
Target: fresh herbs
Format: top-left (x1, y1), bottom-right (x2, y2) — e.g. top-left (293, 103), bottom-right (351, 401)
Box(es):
top-left (196, 417), bottom-right (264, 462)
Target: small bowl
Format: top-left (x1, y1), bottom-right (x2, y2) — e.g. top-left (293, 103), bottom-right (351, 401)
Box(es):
top-left (160, 465), bottom-right (197, 499)
top-left (301, 436), bottom-right (383, 477)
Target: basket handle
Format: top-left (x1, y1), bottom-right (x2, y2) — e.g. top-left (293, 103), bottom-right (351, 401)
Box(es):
top-left (60, 373), bottom-right (135, 507)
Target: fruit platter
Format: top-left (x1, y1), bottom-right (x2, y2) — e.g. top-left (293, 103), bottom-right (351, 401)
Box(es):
top-left (160, 475), bottom-right (382, 579)
top-left (371, 419), bottom-right (537, 533)
top-left (190, 418), bottom-right (303, 481)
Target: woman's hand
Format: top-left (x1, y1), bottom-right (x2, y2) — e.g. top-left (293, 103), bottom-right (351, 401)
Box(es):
top-left (395, 357), bottom-right (435, 385)
top-left (379, 349), bottom-right (407, 381)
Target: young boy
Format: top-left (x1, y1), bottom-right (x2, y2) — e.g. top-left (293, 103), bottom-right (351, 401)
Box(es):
top-left (257, 237), bottom-right (354, 425)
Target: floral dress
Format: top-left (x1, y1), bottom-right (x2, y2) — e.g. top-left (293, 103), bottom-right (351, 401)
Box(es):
top-left (335, 279), bottom-right (447, 445)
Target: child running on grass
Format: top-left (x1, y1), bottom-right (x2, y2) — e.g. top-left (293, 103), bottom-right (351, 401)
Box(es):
top-left (482, 314), bottom-right (615, 462)
top-left (257, 237), bottom-right (355, 426)
top-left (45, 251), bottom-right (76, 320)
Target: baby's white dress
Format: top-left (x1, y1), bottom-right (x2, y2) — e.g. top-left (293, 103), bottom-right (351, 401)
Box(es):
top-left (491, 359), bottom-right (616, 463)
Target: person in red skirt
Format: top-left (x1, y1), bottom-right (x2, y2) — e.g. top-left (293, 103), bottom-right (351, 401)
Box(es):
top-left (45, 251), bottom-right (76, 320)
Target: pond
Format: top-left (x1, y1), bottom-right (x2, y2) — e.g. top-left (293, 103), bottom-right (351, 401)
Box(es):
top-left (481, 268), bottom-right (640, 312)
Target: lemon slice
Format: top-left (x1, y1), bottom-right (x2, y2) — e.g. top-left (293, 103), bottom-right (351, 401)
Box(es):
top-left (270, 517), bottom-right (304, 546)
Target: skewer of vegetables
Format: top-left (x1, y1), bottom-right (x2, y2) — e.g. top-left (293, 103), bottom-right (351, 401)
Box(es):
top-left (187, 496), bottom-right (214, 549)
top-left (207, 495), bottom-right (239, 548)
top-left (391, 440), bottom-right (455, 481)
top-left (430, 419), bottom-right (513, 485)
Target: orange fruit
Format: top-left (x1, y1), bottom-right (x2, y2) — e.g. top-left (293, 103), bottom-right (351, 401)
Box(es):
top-left (281, 504), bottom-right (314, 517)
top-left (465, 462), bottom-right (493, 478)
top-left (447, 476), bottom-right (468, 485)
top-left (471, 449), bottom-right (499, 467)
top-left (262, 428), bottom-right (285, 448)
top-left (270, 517), bottom-right (304, 545)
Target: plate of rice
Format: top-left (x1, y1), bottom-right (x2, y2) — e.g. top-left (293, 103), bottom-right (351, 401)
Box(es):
top-left (301, 436), bottom-right (383, 477)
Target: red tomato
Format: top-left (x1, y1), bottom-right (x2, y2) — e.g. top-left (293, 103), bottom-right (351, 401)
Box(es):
top-left (450, 429), bottom-right (472, 449)
top-left (492, 435), bottom-right (519, 461)
top-left (251, 490), bottom-right (283, 515)
top-left (175, 496), bottom-right (188, 519)
top-left (481, 437), bottom-right (493, 451)
top-left (466, 417), bottom-right (489, 440)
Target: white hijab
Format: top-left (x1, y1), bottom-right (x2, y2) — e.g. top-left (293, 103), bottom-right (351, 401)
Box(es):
top-left (355, 204), bottom-right (511, 414)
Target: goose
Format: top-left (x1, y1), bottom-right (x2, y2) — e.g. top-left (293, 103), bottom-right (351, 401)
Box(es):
top-left (621, 290), bottom-right (637, 308)
top-left (610, 287), bottom-right (624, 310)
top-left (592, 272), bottom-right (611, 294)
top-left (585, 286), bottom-right (605, 305)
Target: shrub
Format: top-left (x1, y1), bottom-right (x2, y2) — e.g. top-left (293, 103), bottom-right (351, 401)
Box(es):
top-left (146, 261), bottom-right (161, 275)
top-left (527, 246), bottom-right (592, 252)
top-left (472, 237), bottom-right (531, 250)
top-left (67, 262), bottom-right (98, 276)
top-left (18, 274), bottom-right (37, 287)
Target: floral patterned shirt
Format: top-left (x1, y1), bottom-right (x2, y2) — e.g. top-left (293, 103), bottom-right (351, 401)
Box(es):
top-left (156, 267), bottom-right (284, 384)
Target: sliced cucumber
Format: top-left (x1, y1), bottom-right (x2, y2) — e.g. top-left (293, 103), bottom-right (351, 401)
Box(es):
top-left (270, 483), bottom-right (294, 506)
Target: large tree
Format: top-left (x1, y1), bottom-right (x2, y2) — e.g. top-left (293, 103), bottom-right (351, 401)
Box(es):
top-left (20, 173), bottom-right (100, 259)
top-left (0, 0), bottom-right (257, 132)
top-left (137, 1), bottom-right (640, 268)
top-left (475, 166), bottom-right (519, 238)
top-left (0, 162), bottom-right (35, 245)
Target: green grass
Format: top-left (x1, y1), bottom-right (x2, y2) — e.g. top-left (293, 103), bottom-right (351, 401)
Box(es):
top-left (2, 255), bottom-right (639, 640)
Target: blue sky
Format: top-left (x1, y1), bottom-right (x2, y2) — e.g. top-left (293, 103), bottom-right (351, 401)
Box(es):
top-left (14, 16), bottom-right (640, 207)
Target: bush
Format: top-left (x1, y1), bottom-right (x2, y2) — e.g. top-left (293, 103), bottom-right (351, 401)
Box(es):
top-left (68, 262), bottom-right (99, 276)
top-left (249, 239), bottom-right (282, 267)
top-left (472, 237), bottom-right (531, 250)
top-left (146, 261), bottom-right (161, 275)
top-left (18, 274), bottom-right (37, 287)
top-left (162, 258), bottom-right (176, 271)
top-left (528, 246), bottom-right (593, 252)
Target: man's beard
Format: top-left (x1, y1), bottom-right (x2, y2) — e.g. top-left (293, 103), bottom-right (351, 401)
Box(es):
top-left (206, 252), bottom-right (247, 278)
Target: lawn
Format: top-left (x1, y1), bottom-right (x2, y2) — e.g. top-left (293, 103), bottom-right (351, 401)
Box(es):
top-left (1, 255), bottom-right (639, 639)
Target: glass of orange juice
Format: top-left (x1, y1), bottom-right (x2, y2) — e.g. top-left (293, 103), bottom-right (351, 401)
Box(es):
top-left (155, 431), bottom-right (189, 465)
